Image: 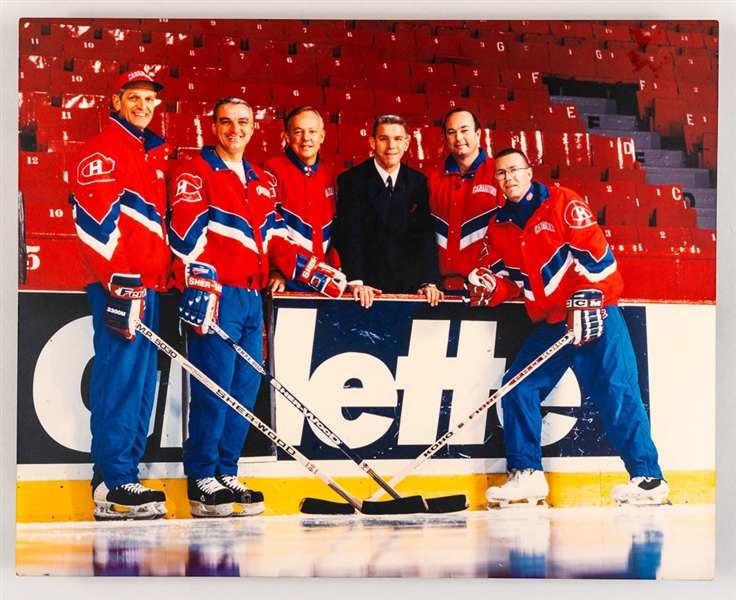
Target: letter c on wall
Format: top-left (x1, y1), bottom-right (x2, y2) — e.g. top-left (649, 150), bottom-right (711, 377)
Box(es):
top-left (32, 316), bottom-right (94, 452)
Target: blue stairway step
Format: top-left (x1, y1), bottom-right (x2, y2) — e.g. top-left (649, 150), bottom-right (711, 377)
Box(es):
top-left (582, 114), bottom-right (639, 131)
top-left (550, 96), bottom-right (618, 115)
top-left (592, 129), bottom-right (661, 150)
top-left (696, 208), bottom-right (717, 230)
top-left (683, 187), bottom-right (717, 210)
top-left (636, 149), bottom-right (685, 168)
top-left (644, 166), bottom-right (711, 188)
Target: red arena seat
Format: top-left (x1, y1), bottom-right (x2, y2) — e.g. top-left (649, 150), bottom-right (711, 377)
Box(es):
top-left (323, 88), bottom-right (375, 114)
top-left (541, 132), bottom-right (591, 169)
top-left (590, 135), bottom-right (637, 170)
top-left (35, 105), bottom-right (100, 150)
top-left (409, 62), bottom-right (455, 90)
top-left (271, 84), bottom-right (325, 112)
top-left (364, 59), bottom-right (412, 93)
top-left (164, 113), bottom-right (217, 149)
top-left (219, 48), bottom-right (269, 83)
top-left (237, 20), bottom-right (286, 41)
top-left (337, 123), bottom-right (372, 157)
top-left (499, 68), bottom-right (545, 89)
top-left (167, 42), bottom-right (220, 68)
top-left (638, 226), bottom-right (694, 254)
top-left (547, 45), bottom-right (597, 80)
top-left (317, 56), bottom-right (365, 81)
top-left (267, 53), bottom-right (318, 87)
top-left (373, 30), bottom-right (418, 62)
top-left (600, 225), bottom-right (641, 254)
top-left (374, 91), bottom-right (428, 115)
top-left (506, 41), bottom-right (550, 73)
top-left (493, 130), bottom-right (544, 165)
top-left (458, 37), bottom-right (509, 69)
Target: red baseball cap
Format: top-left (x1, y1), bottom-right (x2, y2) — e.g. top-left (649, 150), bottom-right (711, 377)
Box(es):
top-left (114, 70), bottom-right (164, 93)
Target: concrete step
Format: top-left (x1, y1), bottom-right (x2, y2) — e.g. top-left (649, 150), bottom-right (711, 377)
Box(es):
top-left (683, 187), bottom-right (717, 210)
top-left (550, 95), bottom-right (618, 115)
top-left (644, 166), bottom-right (712, 188)
top-left (636, 149), bottom-right (686, 168)
top-left (582, 114), bottom-right (638, 131)
top-left (591, 129), bottom-right (661, 150)
top-left (696, 208), bottom-right (717, 230)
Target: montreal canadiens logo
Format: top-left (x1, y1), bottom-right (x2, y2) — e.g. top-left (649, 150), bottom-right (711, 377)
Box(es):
top-left (77, 152), bottom-right (115, 185)
top-left (564, 199), bottom-right (596, 229)
top-left (173, 173), bottom-right (203, 203)
top-left (256, 185), bottom-right (273, 198)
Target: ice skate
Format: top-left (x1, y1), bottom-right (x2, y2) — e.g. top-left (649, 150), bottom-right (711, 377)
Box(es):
top-left (93, 481), bottom-right (167, 521)
top-left (188, 477), bottom-right (235, 518)
top-left (611, 477), bottom-right (671, 507)
top-left (216, 474), bottom-right (265, 516)
top-left (485, 469), bottom-right (549, 509)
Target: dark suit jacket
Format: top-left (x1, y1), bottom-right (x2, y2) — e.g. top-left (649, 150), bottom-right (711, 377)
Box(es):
top-left (332, 159), bottom-right (440, 294)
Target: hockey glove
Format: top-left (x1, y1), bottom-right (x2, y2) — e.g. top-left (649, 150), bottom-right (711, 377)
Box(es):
top-left (566, 289), bottom-right (605, 346)
top-left (180, 262), bottom-right (222, 335)
top-left (105, 274), bottom-right (146, 340)
top-left (295, 253), bottom-right (347, 298)
top-left (463, 267), bottom-right (497, 307)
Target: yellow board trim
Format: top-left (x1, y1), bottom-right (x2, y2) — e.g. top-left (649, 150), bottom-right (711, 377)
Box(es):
top-left (16, 470), bottom-right (715, 523)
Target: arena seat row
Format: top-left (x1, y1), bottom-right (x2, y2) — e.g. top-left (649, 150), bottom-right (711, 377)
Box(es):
top-left (27, 102), bottom-right (644, 176)
top-left (20, 19), bottom-right (717, 54)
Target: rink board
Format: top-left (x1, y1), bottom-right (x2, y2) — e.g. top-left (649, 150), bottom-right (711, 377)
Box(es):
top-left (16, 293), bottom-right (715, 522)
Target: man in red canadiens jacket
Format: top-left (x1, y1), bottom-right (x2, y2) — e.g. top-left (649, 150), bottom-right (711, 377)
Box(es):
top-left (470, 148), bottom-right (668, 509)
top-left (168, 97), bottom-right (346, 518)
top-left (262, 106), bottom-right (338, 292)
top-left (72, 70), bottom-right (172, 521)
top-left (427, 108), bottom-right (501, 292)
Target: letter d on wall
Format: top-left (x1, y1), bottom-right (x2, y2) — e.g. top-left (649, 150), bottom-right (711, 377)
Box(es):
top-left (32, 316), bottom-right (94, 452)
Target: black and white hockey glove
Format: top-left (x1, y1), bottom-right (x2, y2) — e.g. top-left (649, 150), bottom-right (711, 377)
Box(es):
top-left (463, 267), bottom-right (497, 307)
top-left (180, 262), bottom-right (222, 335)
top-left (105, 273), bottom-right (146, 340)
top-left (566, 289), bottom-right (605, 346)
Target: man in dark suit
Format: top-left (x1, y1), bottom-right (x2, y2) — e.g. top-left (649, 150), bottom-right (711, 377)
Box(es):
top-left (333, 114), bottom-right (443, 308)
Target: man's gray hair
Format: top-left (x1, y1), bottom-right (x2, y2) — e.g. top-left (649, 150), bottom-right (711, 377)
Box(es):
top-left (372, 114), bottom-right (409, 138)
top-left (284, 106), bottom-right (324, 132)
top-left (212, 97), bottom-right (253, 122)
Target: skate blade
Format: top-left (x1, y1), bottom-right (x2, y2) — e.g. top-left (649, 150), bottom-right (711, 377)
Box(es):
top-left (189, 500), bottom-right (235, 518)
top-left (616, 497), bottom-right (672, 508)
top-left (232, 501), bottom-right (266, 517)
top-left (94, 503), bottom-right (160, 521)
top-left (486, 498), bottom-right (548, 510)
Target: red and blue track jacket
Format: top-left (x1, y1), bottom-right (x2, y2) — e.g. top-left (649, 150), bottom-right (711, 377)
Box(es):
top-left (478, 182), bottom-right (623, 324)
top-left (71, 113), bottom-right (172, 290)
top-left (168, 147), bottom-right (300, 289)
top-left (262, 148), bottom-right (338, 265)
top-left (427, 149), bottom-right (501, 291)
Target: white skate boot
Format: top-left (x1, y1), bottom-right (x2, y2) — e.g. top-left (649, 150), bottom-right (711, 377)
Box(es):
top-left (486, 469), bottom-right (549, 509)
top-left (611, 477), bottom-right (671, 506)
top-left (216, 474), bottom-right (265, 516)
top-left (93, 481), bottom-right (167, 521)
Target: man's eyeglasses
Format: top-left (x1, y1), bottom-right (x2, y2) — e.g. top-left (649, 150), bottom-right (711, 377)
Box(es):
top-left (494, 166), bottom-right (530, 181)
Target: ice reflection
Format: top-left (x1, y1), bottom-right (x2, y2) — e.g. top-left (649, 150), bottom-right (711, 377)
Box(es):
top-left (15, 505), bottom-right (712, 580)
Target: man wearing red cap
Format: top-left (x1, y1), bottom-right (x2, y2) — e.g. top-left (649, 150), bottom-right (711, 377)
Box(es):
top-left (71, 70), bottom-right (172, 520)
